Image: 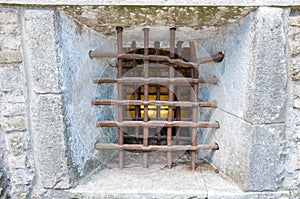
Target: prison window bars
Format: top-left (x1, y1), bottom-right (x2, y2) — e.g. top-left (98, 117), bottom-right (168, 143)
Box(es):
top-left (90, 27), bottom-right (223, 170)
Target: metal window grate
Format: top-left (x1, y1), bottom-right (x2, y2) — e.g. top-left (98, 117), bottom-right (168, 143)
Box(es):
top-left (90, 27), bottom-right (224, 169)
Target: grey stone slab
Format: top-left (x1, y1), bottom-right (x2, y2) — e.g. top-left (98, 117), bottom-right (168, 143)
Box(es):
top-left (1, 0), bottom-right (300, 6)
top-left (2, 103), bottom-right (25, 116)
top-left (24, 9), bottom-right (60, 94)
top-left (245, 7), bottom-right (288, 124)
top-left (31, 94), bottom-right (70, 189)
top-left (1, 115), bottom-right (26, 132)
top-left (247, 124), bottom-right (286, 191)
top-left (7, 132), bottom-right (31, 156)
top-left (206, 109), bottom-right (253, 190)
top-left (55, 11), bottom-right (116, 181)
top-left (0, 66), bottom-right (22, 92)
top-left (204, 7), bottom-right (257, 121)
top-left (70, 167), bottom-right (208, 199)
top-left (0, 7), bottom-right (18, 24)
top-left (59, 6), bottom-right (256, 36)
top-left (0, 52), bottom-right (22, 64)
top-left (208, 191), bottom-right (290, 199)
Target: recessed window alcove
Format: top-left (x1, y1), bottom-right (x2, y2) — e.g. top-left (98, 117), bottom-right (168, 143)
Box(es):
top-left (54, 6), bottom-right (288, 197)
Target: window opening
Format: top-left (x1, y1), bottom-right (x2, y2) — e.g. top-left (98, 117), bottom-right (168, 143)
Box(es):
top-left (90, 27), bottom-right (224, 169)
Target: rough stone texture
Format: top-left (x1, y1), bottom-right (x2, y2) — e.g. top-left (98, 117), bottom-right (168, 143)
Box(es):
top-left (282, 11), bottom-right (300, 196)
top-left (202, 7), bottom-right (289, 192)
top-left (205, 7), bottom-right (287, 124)
top-left (0, 52), bottom-right (22, 63)
top-left (0, 65), bottom-right (22, 92)
top-left (31, 95), bottom-right (69, 189)
top-left (200, 10), bottom-right (255, 188)
top-left (203, 110), bottom-right (253, 190)
top-left (1, 0), bottom-right (300, 6)
top-left (248, 124), bottom-right (286, 191)
top-left (21, 8), bottom-right (71, 190)
top-left (24, 9), bottom-right (61, 94)
top-left (68, 167), bottom-right (290, 199)
top-left (203, 8), bottom-right (256, 121)
top-left (59, 6), bottom-right (256, 36)
top-left (2, 115), bottom-right (26, 132)
top-left (0, 7), bottom-right (35, 199)
top-left (55, 11), bottom-right (116, 182)
top-left (246, 7), bottom-right (288, 124)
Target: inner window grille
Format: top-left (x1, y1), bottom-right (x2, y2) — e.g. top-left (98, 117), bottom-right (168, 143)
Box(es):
top-left (90, 27), bottom-right (224, 169)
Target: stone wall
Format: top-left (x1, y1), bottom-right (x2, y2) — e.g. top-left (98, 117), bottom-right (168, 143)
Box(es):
top-left (285, 9), bottom-right (300, 197)
top-left (0, 7), bottom-right (34, 198)
top-left (0, 4), bottom-right (299, 199)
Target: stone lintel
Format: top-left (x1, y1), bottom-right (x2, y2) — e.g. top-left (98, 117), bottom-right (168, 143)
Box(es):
top-left (0, 0), bottom-right (300, 6)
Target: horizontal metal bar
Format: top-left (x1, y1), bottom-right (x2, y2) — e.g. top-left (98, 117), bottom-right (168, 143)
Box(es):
top-left (96, 121), bottom-right (220, 128)
top-left (124, 135), bottom-right (191, 141)
top-left (94, 143), bottom-right (219, 151)
top-left (89, 51), bottom-right (224, 67)
top-left (198, 53), bottom-right (224, 64)
top-left (93, 77), bottom-right (219, 84)
top-left (92, 99), bottom-right (217, 108)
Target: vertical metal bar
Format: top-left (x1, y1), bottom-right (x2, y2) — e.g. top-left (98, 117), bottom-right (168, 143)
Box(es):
top-left (143, 28), bottom-right (150, 168)
top-left (167, 27), bottom-right (176, 169)
top-left (131, 41), bottom-right (140, 144)
top-left (175, 41), bottom-right (183, 145)
top-left (116, 26), bottom-right (124, 169)
top-left (189, 40), bottom-right (198, 170)
top-left (154, 41), bottom-right (161, 145)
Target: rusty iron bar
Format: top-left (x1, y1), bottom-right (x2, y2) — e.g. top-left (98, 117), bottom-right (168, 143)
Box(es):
top-left (93, 77), bottom-right (219, 84)
top-left (167, 27), bottom-right (176, 168)
top-left (123, 135), bottom-right (191, 141)
top-left (92, 99), bottom-right (217, 108)
top-left (131, 41), bottom-right (140, 144)
top-left (96, 121), bottom-right (220, 128)
top-left (89, 51), bottom-right (224, 64)
top-left (190, 40), bottom-right (199, 170)
top-left (143, 28), bottom-right (150, 168)
top-left (155, 41), bottom-right (161, 145)
top-left (116, 26), bottom-right (124, 169)
top-left (176, 41), bottom-right (183, 145)
top-left (89, 52), bottom-right (224, 68)
top-left (94, 143), bottom-right (219, 151)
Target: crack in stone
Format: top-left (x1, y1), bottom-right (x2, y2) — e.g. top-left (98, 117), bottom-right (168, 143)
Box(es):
top-left (217, 107), bottom-right (285, 126)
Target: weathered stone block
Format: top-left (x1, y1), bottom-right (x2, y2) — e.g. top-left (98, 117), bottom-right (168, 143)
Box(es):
top-left (292, 69), bottom-right (300, 81)
top-left (0, 66), bottom-right (22, 92)
top-left (0, 8), bottom-right (18, 24)
top-left (292, 57), bottom-right (300, 70)
top-left (293, 44), bottom-right (300, 57)
top-left (8, 132), bottom-right (30, 155)
top-left (24, 9), bottom-right (60, 94)
top-left (31, 95), bottom-right (70, 189)
top-left (0, 35), bottom-right (21, 52)
top-left (294, 98), bottom-right (300, 109)
top-left (247, 124), bottom-right (286, 191)
top-left (2, 116), bottom-right (26, 132)
top-left (0, 52), bottom-right (22, 64)
top-left (298, 144), bottom-right (300, 169)
top-left (207, 109), bottom-right (253, 190)
top-left (245, 7), bottom-right (287, 124)
top-left (2, 103), bottom-right (25, 116)
top-left (9, 155), bottom-right (27, 169)
top-left (293, 85), bottom-right (300, 97)
top-left (11, 169), bottom-right (33, 185)
top-left (289, 16), bottom-right (300, 26)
